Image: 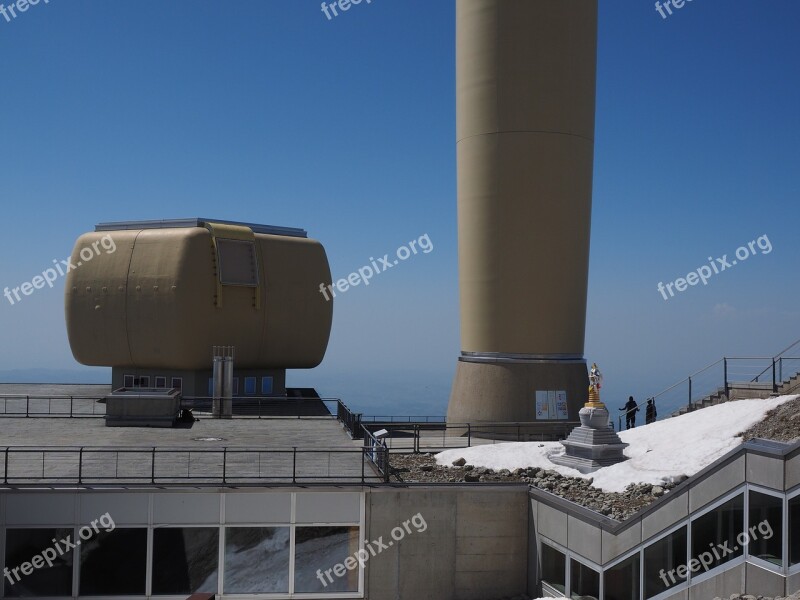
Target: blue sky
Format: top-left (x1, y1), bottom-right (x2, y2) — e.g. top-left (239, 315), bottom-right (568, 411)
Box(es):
top-left (1, 1), bottom-right (798, 417)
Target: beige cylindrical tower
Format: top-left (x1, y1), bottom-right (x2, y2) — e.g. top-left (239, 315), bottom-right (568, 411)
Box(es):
top-left (448, 0), bottom-right (597, 429)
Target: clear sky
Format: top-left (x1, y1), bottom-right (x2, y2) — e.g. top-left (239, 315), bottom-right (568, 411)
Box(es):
top-left (1, 1), bottom-right (798, 417)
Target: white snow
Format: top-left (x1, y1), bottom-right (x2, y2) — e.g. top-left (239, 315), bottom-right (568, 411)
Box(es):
top-left (437, 395), bottom-right (798, 493)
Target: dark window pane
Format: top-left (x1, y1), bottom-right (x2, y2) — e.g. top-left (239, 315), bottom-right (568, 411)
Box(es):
top-left (790, 495), bottom-right (800, 566)
top-left (541, 543), bottom-right (566, 594)
top-left (224, 527), bottom-right (290, 593)
top-left (295, 526), bottom-right (359, 593)
top-left (152, 528), bottom-right (218, 595)
top-left (4, 528), bottom-right (73, 598)
top-left (244, 377), bottom-right (256, 395)
top-left (604, 553), bottom-right (639, 600)
top-left (691, 494), bottom-right (744, 576)
top-left (748, 491), bottom-right (782, 566)
top-left (644, 526), bottom-right (687, 599)
top-left (570, 559), bottom-right (599, 600)
top-left (79, 528), bottom-right (146, 595)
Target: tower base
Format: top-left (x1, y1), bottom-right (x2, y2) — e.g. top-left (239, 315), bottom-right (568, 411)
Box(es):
top-left (447, 355), bottom-right (589, 439)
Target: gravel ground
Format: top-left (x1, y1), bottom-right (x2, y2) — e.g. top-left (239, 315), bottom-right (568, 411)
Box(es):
top-left (389, 453), bottom-right (678, 521)
top-left (713, 592), bottom-right (800, 600)
top-left (738, 396), bottom-right (800, 442)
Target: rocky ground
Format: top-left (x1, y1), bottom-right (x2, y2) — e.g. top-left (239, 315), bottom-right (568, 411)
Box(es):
top-left (389, 453), bottom-right (679, 521)
top-left (738, 395), bottom-right (800, 442)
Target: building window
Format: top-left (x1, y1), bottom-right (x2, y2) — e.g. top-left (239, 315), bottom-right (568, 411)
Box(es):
top-left (79, 528), bottom-right (147, 596)
top-left (138, 376), bottom-right (150, 388)
top-left (749, 490), bottom-right (783, 567)
top-left (4, 528), bottom-right (74, 597)
top-left (540, 542), bottom-right (566, 594)
top-left (790, 494), bottom-right (800, 566)
top-left (171, 377), bottom-right (183, 390)
top-left (604, 553), bottom-right (639, 600)
top-left (691, 494), bottom-right (744, 575)
top-left (123, 375), bottom-right (134, 388)
top-left (570, 558), bottom-right (599, 600)
top-left (244, 377), bottom-right (257, 395)
top-left (262, 376), bottom-right (274, 395)
top-left (233, 377), bottom-right (239, 396)
top-left (644, 525), bottom-right (687, 598)
top-left (216, 239), bottom-right (258, 286)
top-left (224, 527), bottom-right (290, 593)
top-left (155, 376), bottom-right (167, 388)
top-left (151, 527), bottom-right (219, 596)
top-left (294, 526), bottom-right (359, 593)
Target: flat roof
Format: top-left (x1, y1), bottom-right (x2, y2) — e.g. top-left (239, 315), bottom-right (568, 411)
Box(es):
top-left (0, 385), bottom-right (375, 485)
top-left (95, 218), bottom-right (308, 238)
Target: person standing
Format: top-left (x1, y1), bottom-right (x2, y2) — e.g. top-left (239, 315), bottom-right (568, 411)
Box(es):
top-left (619, 396), bottom-right (640, 429)
top-left (645, 398), bottom-right (657, 424)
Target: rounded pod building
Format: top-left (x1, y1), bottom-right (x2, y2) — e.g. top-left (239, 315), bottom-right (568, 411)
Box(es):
top-left (65, 218), bottom-right (333, 397)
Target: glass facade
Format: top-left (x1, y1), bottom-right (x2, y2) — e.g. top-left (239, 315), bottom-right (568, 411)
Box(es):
top-left (790, 494), bottom-right (800, 567)
top-left (244, 377), bottom-right (257, 395)
top-left (152, 527), bottom-right (219, 595)
top-left (570, 559), bottom-right (599, 600)
top-left (4, 528), bottom-right (74, 598)
top-left (748, 491), bottom-right (782, 566)
top-left (79, 528), bottom-right (147, 596)
top-left (294, 527), bottom-right (360, 593)
top-left (691, 494), bottom-right (744, 574)
top-left (604, 553), bottom-right (639, 600)
top-left (262, 376), bottom-right (274, 395)
top-left (644, 526), bottom-right (687, 599)
top-left (540, 542), bottom-right (566, 594)
top-left (224, 527), bottom-right (290, 594)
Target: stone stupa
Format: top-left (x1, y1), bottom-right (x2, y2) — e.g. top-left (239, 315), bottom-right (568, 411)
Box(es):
top-left (550, 363), bottom-right (629, 474)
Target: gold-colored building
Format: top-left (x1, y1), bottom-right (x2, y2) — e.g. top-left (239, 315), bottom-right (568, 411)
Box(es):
top-left (65, 219), bottom-right (333, 396)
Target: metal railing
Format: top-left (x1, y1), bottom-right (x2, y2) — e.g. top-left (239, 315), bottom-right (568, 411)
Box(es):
top-left (362, 429), bottom-right (390, 482)
top-left (0, 445), bottom-right (387, 485)
top-left (362, 420), bottom-right (580, 452)
top-left (650, 336), bottom-right (800, 418)
top-left (0, 395), bottom-right (107, 417)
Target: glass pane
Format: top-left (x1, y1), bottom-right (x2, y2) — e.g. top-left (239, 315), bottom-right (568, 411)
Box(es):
top-left (691, 494), bottom-right (744, 575)
top-left (152, 527), bottom-right (219, 595)
top-left (79, 528), bottom-right (147, 595)
top-left (224, 527), bottom-right (290, 593)
top-left (262, 377), bottom-right (273, 395)
top-left (644, 526), bottom-right (687, 599)
top-left (604, 553), bottom-right (639, 600)
top-left (217, 239), bottom-right (258, 286)
top-left (790, 495), bottom-right (800, 566)
top-left (245, 377), bottom-right (256, 395)
top-left (295, 526), bottom-right (360, 593)
top-left (570, 559), bottom-right (599, 600)
top-left (748, 491), bottom-right (782, 566)
top-left (541, 543), bottom-right (566, 594)
top-left (4, 528), bottom-right (74, 598)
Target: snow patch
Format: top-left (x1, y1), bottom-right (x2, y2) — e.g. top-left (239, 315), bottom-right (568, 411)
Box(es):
top-left (436, 395), bottom-right (797, 493)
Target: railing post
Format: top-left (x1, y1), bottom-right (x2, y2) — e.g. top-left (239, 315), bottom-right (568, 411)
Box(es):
top-left (78, 447), bottom-right (84, 484)
top-left (688, 377), bottom-right (692, 410)
top-left (467, 423), bottom-right (471, 448)
top-left (361, 447), bottom-right (366, 483)
top-left (70, 396), bottom-right (74, 418)
top-left (3, 448), bottom-right (8, 484)
top-left (772, 358), bottom-right (777, 393)
top-left (222, 447), bottom-right (227, 484)
top-left (26, 396), bottom-right (29, 418)
top-left (724, 358), bottom-right (729, 399)
top-left (151, 447), bottom-right (156, 484)
top-left (292, 447), bottom-right (297, 484)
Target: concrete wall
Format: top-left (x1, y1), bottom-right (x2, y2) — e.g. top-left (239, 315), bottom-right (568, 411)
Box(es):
top-left (366, 486), bottom-right (529, 600)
